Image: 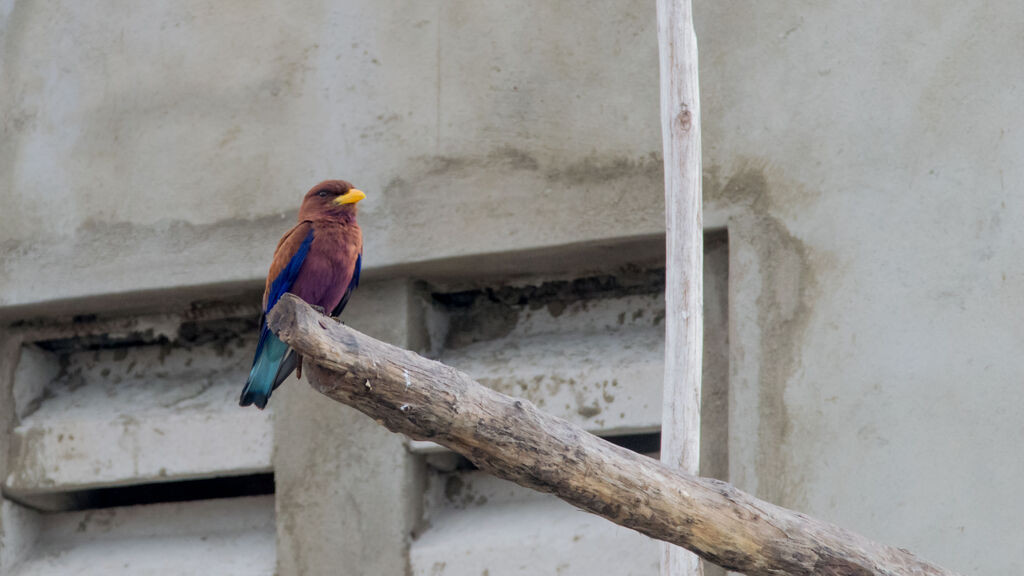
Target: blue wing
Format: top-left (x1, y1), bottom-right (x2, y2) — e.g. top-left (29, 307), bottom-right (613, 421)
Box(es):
top-left (239, 229), bottom-right (314, 409)
top-left (265, 229), bottom-right (315, 314)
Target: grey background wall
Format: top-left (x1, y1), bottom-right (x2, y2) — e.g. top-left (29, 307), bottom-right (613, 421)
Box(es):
top-left (2, 2), bottom-right (1021, 575)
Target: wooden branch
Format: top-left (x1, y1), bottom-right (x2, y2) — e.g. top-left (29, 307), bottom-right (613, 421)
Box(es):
top-left (656, 0), bottom-right (704, 573)
top-left (268, 293), bottom-right (962, 576)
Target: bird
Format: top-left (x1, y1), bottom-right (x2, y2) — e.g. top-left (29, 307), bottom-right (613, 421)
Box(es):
top-left (239, 180), bottom-right (365, 409)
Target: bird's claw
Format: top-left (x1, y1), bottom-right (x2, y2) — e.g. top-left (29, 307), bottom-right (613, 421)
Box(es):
top-left (296, 355), bottom-right (303, 379)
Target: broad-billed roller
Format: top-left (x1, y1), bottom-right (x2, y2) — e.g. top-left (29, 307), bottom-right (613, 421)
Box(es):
top-left (239, 180), bottom-right (364, 409)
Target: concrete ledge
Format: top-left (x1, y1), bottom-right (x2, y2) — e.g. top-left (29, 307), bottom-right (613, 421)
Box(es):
top-left (0, 233), bottom-right (669, 323)
top-left (438, 291), bottom-right (667, 435)
top-left (5, 408), bottom-right (272, 499)
top-left (412, 469), bottom-right (659, 576)
top-left (5, 320), bottom-right (271, 498)
top-left (7, 495), bottom-right (274, 576)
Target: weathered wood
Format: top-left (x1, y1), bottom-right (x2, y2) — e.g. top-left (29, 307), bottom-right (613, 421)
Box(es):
top-left (268, 293), bottom-right (962, 576)
top-left (656, 0), bottom-right (703, 573)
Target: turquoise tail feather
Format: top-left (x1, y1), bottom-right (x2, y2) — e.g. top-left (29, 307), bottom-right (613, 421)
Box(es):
top-left (240, 328), bottom-right (289, 409)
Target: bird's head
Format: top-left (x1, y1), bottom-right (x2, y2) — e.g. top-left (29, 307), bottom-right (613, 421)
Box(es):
top-left (298, 180), bottom-right (366, 222)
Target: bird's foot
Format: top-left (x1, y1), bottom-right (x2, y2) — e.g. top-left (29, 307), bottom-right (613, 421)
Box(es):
top-left (296, 355), bottom-right (303, 380)
top-left (311, 305), bottom-right (326, 315)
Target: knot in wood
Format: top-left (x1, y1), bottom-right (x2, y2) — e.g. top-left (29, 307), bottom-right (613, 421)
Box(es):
top-left (675, 107), bottom-right (692, 131)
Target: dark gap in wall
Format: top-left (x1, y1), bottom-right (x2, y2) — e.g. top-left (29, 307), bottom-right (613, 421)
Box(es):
top-left (431, 432), bottom-right (662, 473)
top-left (50, 473), bottom-right (275, 511)
top-left (608, 431), bottom-right (661, 455)
top-left (700, 230), bottom-right (729, 483)
top-left (34, 315), bottom-right (259, 354)
top-left (433, 267), bottom-right (667, 310)
top-left (35, 333), bottom-right (172, 353)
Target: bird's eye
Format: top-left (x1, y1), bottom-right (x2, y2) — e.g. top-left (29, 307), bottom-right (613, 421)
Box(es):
top-left (317, 190), bottom-right (329, 198)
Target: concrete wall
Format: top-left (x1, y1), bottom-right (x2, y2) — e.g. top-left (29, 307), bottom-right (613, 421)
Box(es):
top-left (2, 1), bottom-right (1022, 575)
top-left (0, 0), bottom-right (667, 319)
top-left (698, 5), bottom-right (1024, 573)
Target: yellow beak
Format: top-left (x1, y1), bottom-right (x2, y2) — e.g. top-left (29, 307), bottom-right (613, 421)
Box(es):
top-left (334, 189), bottom-right (367, 205)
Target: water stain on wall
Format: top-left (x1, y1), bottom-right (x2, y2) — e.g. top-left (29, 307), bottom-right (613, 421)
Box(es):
top-left (706, 162), bottom-right (825, 508)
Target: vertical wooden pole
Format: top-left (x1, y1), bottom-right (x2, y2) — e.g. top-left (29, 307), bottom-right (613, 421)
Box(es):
top-left (656, 1), bottom-right (703, 575)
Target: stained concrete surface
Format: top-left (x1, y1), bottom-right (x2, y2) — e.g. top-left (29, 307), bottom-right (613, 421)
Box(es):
top-left (272, 280), bottom-right (424, 576)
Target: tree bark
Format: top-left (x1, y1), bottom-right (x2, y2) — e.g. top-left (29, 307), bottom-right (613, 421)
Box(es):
top-left (656, 0), bottom-right (704, 573)
top-left (267, 294), bottom-right (962, 576)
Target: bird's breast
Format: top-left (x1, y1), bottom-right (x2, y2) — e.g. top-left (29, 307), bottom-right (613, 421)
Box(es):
top-left (291, 222), bottom-right (361, 312)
